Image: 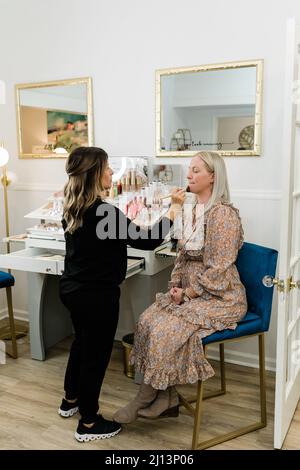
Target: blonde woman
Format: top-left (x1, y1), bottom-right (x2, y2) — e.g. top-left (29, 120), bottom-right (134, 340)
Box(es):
top-left (114, 151), bottom-right (247, 424)
top-left (58, 147), bottom-right (185, 442)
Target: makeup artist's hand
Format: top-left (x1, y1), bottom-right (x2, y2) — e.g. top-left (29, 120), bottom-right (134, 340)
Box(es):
top-left (166, 188), bottom-right (185, 222)
top-left (170, 287), bottom-right (184, 305)
top-left (170, 188), bottom-right (185, 207)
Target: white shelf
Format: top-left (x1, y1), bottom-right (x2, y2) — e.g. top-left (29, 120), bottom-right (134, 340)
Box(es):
top-left (155, 244), bottom-right (177, 258)
top-left (24, 203), bottom-right (62, 222)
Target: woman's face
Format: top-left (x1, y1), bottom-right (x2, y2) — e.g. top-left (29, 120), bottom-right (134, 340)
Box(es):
top-left (101, 161), bottom-right (114, 190)
top-left (187, 156), bottom-right (214, 195)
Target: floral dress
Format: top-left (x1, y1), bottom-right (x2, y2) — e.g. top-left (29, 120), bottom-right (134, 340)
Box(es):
top-left (130, 202), bottom-right (248, 390)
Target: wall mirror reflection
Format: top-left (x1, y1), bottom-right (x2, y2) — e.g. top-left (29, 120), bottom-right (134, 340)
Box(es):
top-left (156, 60), bottom-right (263, 157)
top-left (15, 77), bottom-right (93, 158)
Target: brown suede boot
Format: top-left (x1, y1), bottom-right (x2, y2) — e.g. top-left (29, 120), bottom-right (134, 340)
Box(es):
top-left (137, 386), bottom-right (179, 419)
top-left (113, 383), bottom-right (158, 424)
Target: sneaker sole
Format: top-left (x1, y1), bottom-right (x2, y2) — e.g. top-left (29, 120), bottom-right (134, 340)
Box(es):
top-left (74, 427), bottom-right (121, 442)
top-left (58, 406), bottom-right (79, 418)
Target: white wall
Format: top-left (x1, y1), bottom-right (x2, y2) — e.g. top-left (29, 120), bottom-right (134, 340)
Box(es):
top-left (1, 0), bottom-right (300, 369)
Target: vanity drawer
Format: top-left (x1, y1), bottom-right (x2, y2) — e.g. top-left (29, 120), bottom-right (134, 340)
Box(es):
top-left (155, 244), bottom-right (177, 258)
top-left (57, 258), bottom-right (144, 278)
top-left (57, 260), bottom-right (65, 275)
top-left (0, 248), bottom-right (61, 275)
top-left (0, 250), bottom-right (145, 278)
top-left (126, 257), bottom-right (145, 278)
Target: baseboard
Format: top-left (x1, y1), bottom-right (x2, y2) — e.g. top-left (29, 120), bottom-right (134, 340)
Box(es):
top-left (0, 308), bottom-right (29, 323)
top-left (206, 344), bottom-right (276, 372)
top-left (116, 327), bottom-right (276, 372)
top-left (115, 328), bottom-right (130, 343)
top-left (0, 310), bottom-right (276, 371)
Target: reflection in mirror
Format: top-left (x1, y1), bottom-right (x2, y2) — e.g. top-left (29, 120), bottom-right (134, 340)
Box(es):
top-left (156, 60), bottom-right (263, 157)
top-left (16, 77), bottom-right (93, 158)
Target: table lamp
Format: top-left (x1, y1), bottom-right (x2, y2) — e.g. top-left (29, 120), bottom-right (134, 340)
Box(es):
top-left (0, 144), bottom-right (10, 252)
top-left (0, 83), bottom-right (25, 350)
top-left (0, 81), bottom-right (9, 247)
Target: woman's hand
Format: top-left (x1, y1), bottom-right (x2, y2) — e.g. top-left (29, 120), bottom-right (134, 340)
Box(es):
top-left (170, 286), bottom-right (184, 305)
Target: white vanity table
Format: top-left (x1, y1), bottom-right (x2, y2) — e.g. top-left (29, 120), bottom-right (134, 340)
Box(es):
top-left (0, 202), bottom-right (174, 360)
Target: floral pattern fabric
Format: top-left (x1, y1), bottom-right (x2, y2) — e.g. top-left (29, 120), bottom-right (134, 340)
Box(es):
top-left (130, 202), bottom-right (248, 390)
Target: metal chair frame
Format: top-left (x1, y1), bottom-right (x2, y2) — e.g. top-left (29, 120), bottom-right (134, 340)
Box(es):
top-left (0, 284), bottom-right (18, 358)
top-left (177, 333), bottom-right (266, 450)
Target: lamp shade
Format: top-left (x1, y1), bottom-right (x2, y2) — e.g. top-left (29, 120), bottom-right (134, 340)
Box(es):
top-left (0, 147), bottom-right (9, 167)
top-left (0, 80), bottom-right (5, 104)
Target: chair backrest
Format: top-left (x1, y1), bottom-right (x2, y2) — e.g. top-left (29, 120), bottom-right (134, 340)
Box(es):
top-left (235, 242), bottom-right (278, 331)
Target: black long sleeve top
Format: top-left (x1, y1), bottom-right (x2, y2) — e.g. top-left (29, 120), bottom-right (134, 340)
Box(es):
top-left (59, 199), bottom-right (172, 294)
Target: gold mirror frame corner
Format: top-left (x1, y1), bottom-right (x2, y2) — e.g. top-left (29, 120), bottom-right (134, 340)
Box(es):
top-left (155, 59), bottom-right (264, 158)
top-left (15, 76), bottom-right (94, 159)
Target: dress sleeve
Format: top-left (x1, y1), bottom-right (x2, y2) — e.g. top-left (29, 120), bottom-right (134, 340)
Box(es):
top-left (168, 249), bottom-right (184, 288)
top-left (187, 204), bottom-right (242, 298)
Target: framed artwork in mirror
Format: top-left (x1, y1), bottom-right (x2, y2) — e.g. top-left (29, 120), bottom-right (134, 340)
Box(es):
top-left (15, 77), bottom-right (93, 158)
top-left (156, 59), bottom-right (263, 157)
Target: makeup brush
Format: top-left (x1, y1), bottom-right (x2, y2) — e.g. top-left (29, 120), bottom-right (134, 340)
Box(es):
top-left (159, 186), bottom-right (190, 200)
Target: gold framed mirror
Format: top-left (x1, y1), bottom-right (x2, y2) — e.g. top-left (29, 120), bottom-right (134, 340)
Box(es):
top-left (156, 60), bottom-right (263, 157)
top-left (15, 77), bottom-right (93, 158)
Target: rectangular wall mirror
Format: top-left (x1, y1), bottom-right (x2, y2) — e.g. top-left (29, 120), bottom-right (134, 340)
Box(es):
top-left (15, 77), bottom-right (93, 158)
top-left (156, 60), bottom-right (263, 157)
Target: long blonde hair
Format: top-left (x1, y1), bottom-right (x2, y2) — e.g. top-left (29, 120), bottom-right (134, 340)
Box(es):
top-left (194, 151), bottom-right (230, 212)
top-left (63, 147), bottom-right (108, 233)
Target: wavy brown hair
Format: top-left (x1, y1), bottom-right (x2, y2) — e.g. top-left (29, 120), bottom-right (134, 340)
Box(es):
top-left (63, 147), bottom-right (108, 233)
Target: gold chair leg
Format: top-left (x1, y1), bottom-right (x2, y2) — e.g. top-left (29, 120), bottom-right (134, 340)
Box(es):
top-left (191, 379), bottom-right (204, 450)
top-left (6, 286), bottom-right (18, 359)
top-left (191, 343), bottom-right (207, 449)
top-left (198, 343), bottom-right (226, 400)
top-left (219, 343), bottom-right (226, 393)
top-left (189, 335), bottom-right (267, 449)
top-left (179, 343), bottom-right (226, 413)
top-left (259, 333), bottom-right (267, 425)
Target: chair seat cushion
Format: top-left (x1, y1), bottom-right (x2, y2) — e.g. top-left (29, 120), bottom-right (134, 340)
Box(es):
top-left (203, 311), bottom-right (263, 345)
top-left (0, 271), bottom-right (15, 288)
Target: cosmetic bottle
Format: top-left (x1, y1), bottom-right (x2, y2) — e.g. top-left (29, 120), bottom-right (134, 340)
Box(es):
top-left (117, 180), bottom-right (122, 195)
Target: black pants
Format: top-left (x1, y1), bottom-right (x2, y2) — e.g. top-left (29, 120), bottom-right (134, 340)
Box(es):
top-left (60, 286), bottom-right (120, 423)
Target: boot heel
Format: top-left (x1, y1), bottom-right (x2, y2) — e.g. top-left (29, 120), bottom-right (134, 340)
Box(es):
top-left (160, 405), bottom-right (179, 418)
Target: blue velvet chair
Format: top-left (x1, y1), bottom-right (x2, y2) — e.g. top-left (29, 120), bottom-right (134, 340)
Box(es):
top-left (176, 242), bottom-right (278, 450)
top-left (0, 271), bottom-right (18, 358)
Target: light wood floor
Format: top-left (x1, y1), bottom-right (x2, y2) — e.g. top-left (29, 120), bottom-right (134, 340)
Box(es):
top-left (0, 327), bottom-right (297, 450)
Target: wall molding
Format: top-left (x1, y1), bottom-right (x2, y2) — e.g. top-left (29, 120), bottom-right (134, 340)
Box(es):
top-left (5, 183), bottom-right (64, 192)
top-left (1, 184), bottom-right (282, 200)
top-left (231, 189), bottom-right (281, 201)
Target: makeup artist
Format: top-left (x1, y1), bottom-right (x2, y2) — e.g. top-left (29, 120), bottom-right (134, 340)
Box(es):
top-left (58, 146), bottom-right (185, 443)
